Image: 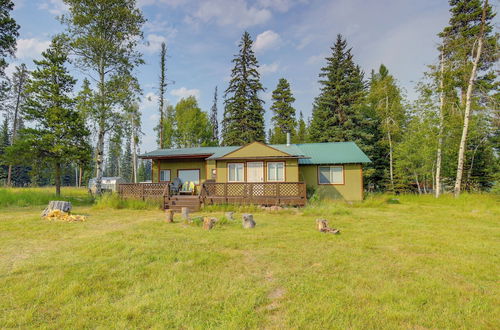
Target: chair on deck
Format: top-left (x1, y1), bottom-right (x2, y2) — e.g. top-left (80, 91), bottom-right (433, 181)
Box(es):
top-left (169, 177), bottom-right (182, 195)
top-left (179, 181), bottom-right (196, 195)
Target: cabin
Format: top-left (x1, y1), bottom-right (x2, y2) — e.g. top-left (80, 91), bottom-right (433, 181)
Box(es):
top-left (118, 141), bottom-right (370, 211)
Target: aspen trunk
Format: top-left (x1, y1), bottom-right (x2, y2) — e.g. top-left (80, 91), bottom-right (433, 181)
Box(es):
top-left (95, 60), bottom-right (106, 195)
top-left (435, 49), bottom-right (446, 198)
top-left (454, 0), bottom-right (487, 197)
top-left (415, 172), bottom-right (422, 195)
top-left (132, 129), bottom-right (138, 183)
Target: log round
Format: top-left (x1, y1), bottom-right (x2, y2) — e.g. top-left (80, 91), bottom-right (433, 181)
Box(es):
top-left (203, 217), bottom-right (217, 230)
top-left (181, 207), bottom-right (190, 220)
top-left (242, 214), bottom-right (256, 229)
top-left (225, 212), bottom-right (234, 220)
top-left (165, 209), bottom-right (174, 223)
top-left (42, 201), bottom-right (72, 217)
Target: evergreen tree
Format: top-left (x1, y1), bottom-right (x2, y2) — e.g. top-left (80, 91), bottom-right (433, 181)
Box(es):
top-left (5, 37), bottom-right (90, 195)
top-left (0, 0), bottom-right (19, 77)
top-left (223, 32), bottom-right (265, 145)
top-left (309, 35), bottom-right (372, 151)
top-left (137, 159), bottom-right (146, 182)
top-left (121, 133), bottom-right (133, 182)
top-left (0, 115), bottom-right (9, 183)
top-left (156, 42), bottom-right (167, 148)
top-left (296, 111), bottom-right (308, 143)
top-left (6, 63), bottom-right (29, 185)
top-left (269, 78), bottom-right (296, 144)
top-left (105, 131), bottom-right (122, 177)
top-left (210, 86), bottom-right (219, 145)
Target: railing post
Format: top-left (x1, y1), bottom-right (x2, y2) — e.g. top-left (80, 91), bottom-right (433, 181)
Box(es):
top-left (276, 183), bottom-right (280, 205)
top-left (224, 183), bottom-right (228, 204)
top-left (142, 184), bottom-right (145, 201)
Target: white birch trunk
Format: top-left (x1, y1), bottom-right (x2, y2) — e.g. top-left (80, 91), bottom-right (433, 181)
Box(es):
top-left (454, 0), bottom-right (487, 197)
top-left (435, 49), bottom-right (446, 198)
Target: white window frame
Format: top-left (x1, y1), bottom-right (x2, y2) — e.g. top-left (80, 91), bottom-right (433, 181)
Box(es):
top-left (267, 162), bottom-right (285, 182)
top-left (318, 166), bottom-right (344, 185)
top-left (227, 163), bottom-right (244, 182)
top-left (160, 169), bottom-right (171, 182)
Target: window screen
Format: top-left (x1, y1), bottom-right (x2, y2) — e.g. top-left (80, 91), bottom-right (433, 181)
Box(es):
top-left (178, 170), bottom-right (200, 184)
top-left (160, 170), bottom-right (171, 182)
top-left (228, 163), bottom-right (244, 182)
top-left (267, 162), bottom-right (284, 181)
top-left (318, 166), bottom-right (343, 184)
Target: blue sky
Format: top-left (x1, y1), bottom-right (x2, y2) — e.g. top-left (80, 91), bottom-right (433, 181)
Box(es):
top-left (10, 0), bottom-right (452, 152)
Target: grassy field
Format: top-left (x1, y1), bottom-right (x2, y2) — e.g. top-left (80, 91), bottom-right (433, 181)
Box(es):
top-left (0, 190), bottom-right (499, 328)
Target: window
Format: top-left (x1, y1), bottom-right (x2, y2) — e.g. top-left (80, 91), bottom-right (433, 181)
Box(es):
top-left (228, 163), bottom-right (244, 182)
top-left (318, 166), bottom-right (344, 184)
top-left (178, 169), bottom-right (200, 184)
top-left (267, 162), bottom-right (285, 182)
top-left (160, 169), bottom-right (171, 182)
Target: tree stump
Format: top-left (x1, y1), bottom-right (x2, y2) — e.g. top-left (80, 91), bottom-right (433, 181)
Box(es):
top-left (181, 207), bottom-right (190, 221)
top-left (203, 217), bottom-right (217, 230)
top-left (316, 219), bottom-right (340, 234)
top-left (165, 209), bottom-right (174, 223)
top-left (225, 211), bottom-right (234, 220)
top-left (242, 214), bottom-right (256, 229)
top-left (41, 201), bottom-right (72, 217)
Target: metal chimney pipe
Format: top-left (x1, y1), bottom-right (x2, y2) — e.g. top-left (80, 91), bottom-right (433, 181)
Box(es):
top-left (286, 132), bottom-right (291, 146)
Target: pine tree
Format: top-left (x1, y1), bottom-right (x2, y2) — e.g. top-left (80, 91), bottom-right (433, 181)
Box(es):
top-left (157, 42), bottom-right (167, 148)
top-left (121, 134), bottom-right (133, 182)
top-left (0, 0), bottom-right (19, 77)
top-left (162, 104), bottom-right (175, 148)
top-left (269, 78), bottom-right (296, 144)
top-left (296, 111), bottom-right (308, 143)
top-left (0, 115), bottom-right (9, 183)
top-left (5, 37), bottom-right (90, 195)
top-left (309, 35), bottom-right (371, 151)
top-left (6, 63), bottom-right (29, 185)
top-left (223, 32), bottom-right (265, 145)
top-left (105, 131), bottom-right (122, 177)
top-left (210, 86), bottom-right (219, 145)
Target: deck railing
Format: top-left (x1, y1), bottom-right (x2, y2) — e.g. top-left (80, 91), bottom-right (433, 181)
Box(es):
top-left (201, 182), bottom-right (307, 206)
top-left (118, 182), bottom-right (170, 202)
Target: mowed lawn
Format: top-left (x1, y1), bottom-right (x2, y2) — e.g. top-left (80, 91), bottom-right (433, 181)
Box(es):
top-left (0, 192), bottom-right (499, 329)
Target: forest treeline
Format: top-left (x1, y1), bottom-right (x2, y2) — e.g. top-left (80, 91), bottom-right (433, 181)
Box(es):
top-left (0, 0), bottom-right (498, 196)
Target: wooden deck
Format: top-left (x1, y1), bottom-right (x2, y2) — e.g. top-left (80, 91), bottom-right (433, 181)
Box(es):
top-left (118, 182), bottom-right (307, 211)
top-left (200, 182), bottom-right (307, 206)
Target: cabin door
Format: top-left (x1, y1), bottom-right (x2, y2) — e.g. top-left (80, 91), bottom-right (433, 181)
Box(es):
top-left (247, 162), bottom-right (264, 182)
top-left (247, 162), bottom-right (264, 196)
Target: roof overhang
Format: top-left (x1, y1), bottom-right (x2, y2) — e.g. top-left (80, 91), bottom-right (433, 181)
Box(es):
top-left (139, 154), bottom-right (214, 160)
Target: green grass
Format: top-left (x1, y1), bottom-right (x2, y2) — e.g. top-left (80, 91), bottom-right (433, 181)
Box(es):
top-left (0, 192), bottom-right (499, 328)
top-left (0, 187), bottom-right (93, 209)
top-left (93, 193), bottom-right (160, 210)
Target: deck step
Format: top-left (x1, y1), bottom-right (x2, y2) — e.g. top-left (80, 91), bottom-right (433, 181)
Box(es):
top-left (164, 195), bottom-right (201, 212)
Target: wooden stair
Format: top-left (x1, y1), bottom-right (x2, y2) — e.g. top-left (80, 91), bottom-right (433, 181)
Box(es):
top-left (164, 195), bottom-right (201, 212)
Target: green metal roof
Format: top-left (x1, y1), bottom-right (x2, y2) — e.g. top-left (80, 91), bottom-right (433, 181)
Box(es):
top-left (294, 142), bottom-right (371, 164)
top-left (140, 142), bottom-right (371, 164)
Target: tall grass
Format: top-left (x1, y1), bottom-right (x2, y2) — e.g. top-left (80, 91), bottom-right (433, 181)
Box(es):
top-left (0, 187), bottom-right (93, 209)
top-left (93, 193), bottom-right (160, 210)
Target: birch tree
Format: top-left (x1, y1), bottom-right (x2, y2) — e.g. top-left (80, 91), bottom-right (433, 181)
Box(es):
top-left (61, 0), bottom-right (145, 194)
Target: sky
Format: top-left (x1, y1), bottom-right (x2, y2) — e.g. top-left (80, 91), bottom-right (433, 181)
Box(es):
top-left (9, 0), bottom-right (456, 152)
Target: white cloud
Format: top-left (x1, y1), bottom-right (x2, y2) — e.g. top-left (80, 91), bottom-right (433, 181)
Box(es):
top-left (140, 34), bottom-right (169, 54)
top-left (39, 0), bottom-right (69, 15)
top-left (253, 30), bottom-right (282, 53)
top-left (138, 0), bottom-right (187, 7)
top-left (258, 62), bottom-right (280, 75)
top-left (257, 0), bottom-right (295, 12)
top-left (306, 53), bottom-right (326, 65)
top-left (15, 38), bottom-right (51, 59)
top-left (171, 87), bottom-right (200, 99)
top-left (190, 0), bottom-right (271, 28)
